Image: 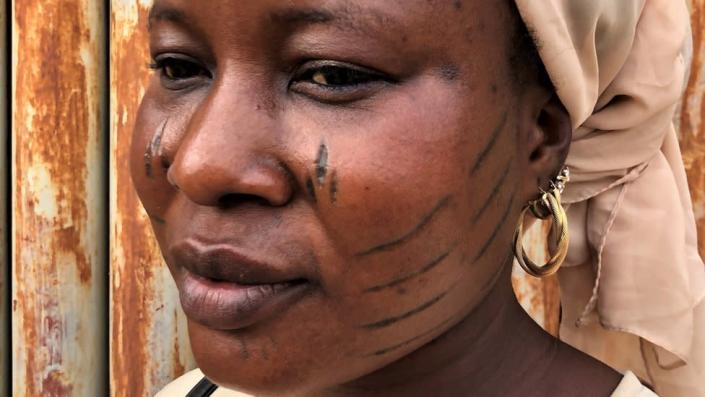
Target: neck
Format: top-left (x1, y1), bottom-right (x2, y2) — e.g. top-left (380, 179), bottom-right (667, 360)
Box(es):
top-left (327, 264), bottom-right (559, 397)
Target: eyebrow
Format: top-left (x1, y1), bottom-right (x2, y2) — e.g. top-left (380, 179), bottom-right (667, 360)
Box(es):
top-left (147, 4), bottom-right (395, 38)
top-left (147, 5), bottom-right (189, 31)
top-left (270, 8), bottom-right (335, 25)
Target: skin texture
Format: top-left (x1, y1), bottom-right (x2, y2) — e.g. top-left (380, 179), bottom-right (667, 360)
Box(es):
top-left (131, 0), bottom-right (623, 396)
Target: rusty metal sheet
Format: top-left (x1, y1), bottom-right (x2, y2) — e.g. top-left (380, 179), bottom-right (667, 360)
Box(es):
top-left (681, 0), bottom-right (705, 261)
top-left (0, 0), bottom-right (8, 394)
top-left (11, 1), bottom-right (107, 396)
top-left (110, 1), bottom-right (195, 396)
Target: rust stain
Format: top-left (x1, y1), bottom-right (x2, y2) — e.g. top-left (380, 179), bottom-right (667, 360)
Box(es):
top-left (539, 220), bottom-right (560, 337)
top-left (110, 5), bottom-right (153, 396)
top-left (111, 1), bottom-right (195, 396)
top-left (14, 0), bottom-right (92, 280)
top-left (0, 0), bottom-right (8, 393)
top-left (680, 0), bottom-right (705, 260)
top-left (41, 369), bottom-right (73, 396)
top-left (172, 309), bottom-right (187, 377)
top-left (540, 275), bottom-right (560, 337)
top-left (12, 0), bottom-right (106, 396)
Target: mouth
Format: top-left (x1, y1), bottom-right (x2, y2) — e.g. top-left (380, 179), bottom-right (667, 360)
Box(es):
top-left (170, 239), bottom-right (314, 330)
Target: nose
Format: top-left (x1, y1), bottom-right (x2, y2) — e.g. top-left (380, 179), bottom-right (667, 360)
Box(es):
top-left (166, 83), bottom-right (293, 208)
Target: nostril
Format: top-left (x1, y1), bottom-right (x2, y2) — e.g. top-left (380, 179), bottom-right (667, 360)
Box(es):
top-left (217, 193), bottom-right (271, 209)
top-left (161, 157), bottom-right (171, 172)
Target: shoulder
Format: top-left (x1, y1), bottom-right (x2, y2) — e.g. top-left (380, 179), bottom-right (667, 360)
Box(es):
top-left (155, 369), bottom-right (251, 397)
top-left (610, 372), bottom-right (658, 397)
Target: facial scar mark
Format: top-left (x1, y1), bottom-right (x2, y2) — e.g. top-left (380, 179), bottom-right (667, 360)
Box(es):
top-left (365, 313), bottom-right (456, 356)
top-left (365, 252), bottom-right (513, 356)
top-left (356, 196), bottom-right (452, 257)
top-left (330, 170), bottom-right (338, 204)
top-left (472, 187), bottom-right (517, 262)
top-left (315, 143), bottom-right (329, 185)
top-left (364, 245), bottom-right (457, 293)
top-left (470, 113), bottom-right (508, 175)
top-left (238, 337), bottom-right (250, 360)
top-left (360, 286), bottom-right (455, 330)
top-left (144, 119), bottom-right (168, 178)
top-left (306, 176), bottom-right (317, 203)
top-left (472, 159), bottom-right (513, 225)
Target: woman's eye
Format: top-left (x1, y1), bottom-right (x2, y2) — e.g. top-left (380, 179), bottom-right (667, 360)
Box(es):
top-left (291, 61), bottom-right (393, 103)
top-left (150, 56), bottom-right (211, 89)
top-left (305, 65), bottom-right (381, 87)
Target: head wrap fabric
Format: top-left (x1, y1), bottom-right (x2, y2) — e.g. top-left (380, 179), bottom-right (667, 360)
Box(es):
top-left (514, 0), bottom-right (705, 395)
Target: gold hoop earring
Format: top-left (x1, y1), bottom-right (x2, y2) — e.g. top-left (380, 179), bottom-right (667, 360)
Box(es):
top-left (513, 167), bottom-right (570, 278)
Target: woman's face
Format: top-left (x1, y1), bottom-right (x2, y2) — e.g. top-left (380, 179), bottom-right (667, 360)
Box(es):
top-left (131, 0), bottom-right (546, 394)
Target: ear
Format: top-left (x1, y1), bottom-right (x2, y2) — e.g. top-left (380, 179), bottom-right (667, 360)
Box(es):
top-left (517, 90), bottom-right (572, 204)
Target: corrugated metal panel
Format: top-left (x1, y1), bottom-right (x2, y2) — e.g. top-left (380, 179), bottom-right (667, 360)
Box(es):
top-left (0, 0), bottom-right (8, 395)
top-left (109, 1), bottom-right (195, 396)
top-left (682, 0), bottom-right (705, 261)
top-left (11, 1), bottom-right (107, 396)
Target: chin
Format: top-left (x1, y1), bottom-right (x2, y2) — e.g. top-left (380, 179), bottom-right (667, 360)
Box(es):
top-left (187, 321), bottom-right (322, 397)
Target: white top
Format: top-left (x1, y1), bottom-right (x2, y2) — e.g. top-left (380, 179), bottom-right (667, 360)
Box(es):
top-left (156, 369), bottom-right (657, 397)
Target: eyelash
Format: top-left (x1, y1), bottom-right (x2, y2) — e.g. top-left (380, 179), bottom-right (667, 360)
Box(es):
top-left (149, 56), bottom-right (211, 89)
top-left (289, 60), bottom-right (393, 103)
top-left (292, 61), bottom-right (388, 88)
top-left (149, 56), bottom-right (393, 101)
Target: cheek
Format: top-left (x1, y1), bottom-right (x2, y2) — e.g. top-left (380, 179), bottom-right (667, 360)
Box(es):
top-left (280, 82), bottom-right (506, 337)
top-left (331, 130), bottom-right (468, 256)
top-left (295, 82), bottom-right (480, 265)
top-left (130, 86), bottom-right (200, 224)
top-left (277, 81), bottom-right (516, 360)
top-left (130, 95), bottom-right (168, 212)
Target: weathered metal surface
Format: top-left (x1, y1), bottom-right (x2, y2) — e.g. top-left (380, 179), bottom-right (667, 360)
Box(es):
top-left (11, 1), bottom-right (107, 396)
top-left (110, 1), bottom-right (196, 396)
top-left (681, 0), bottom-right (705, 261)
top-left (0, 1), bottom-right (8, 395)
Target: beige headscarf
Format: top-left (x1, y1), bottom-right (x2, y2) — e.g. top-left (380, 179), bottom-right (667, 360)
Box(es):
top-left (515, 1), bottom-right (705, 395)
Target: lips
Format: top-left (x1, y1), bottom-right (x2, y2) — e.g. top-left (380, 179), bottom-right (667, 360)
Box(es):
top-left (169, 239), bottom-right (313, 330)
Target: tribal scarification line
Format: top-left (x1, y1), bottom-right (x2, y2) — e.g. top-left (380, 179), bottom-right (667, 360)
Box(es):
top-left (356, 196), bottom-right (452, 257)
top-left (471, 113), bottom-right (508, 175)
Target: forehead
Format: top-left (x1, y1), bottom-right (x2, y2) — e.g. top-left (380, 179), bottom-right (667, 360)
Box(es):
top-left (147, 0), bottom-right (510, 42)
top-left (149, 0), bottom-right (457, 22)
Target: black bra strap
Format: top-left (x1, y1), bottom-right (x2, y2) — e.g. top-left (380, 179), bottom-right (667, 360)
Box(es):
top-left (185, 377), bottom-right (219, 397)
